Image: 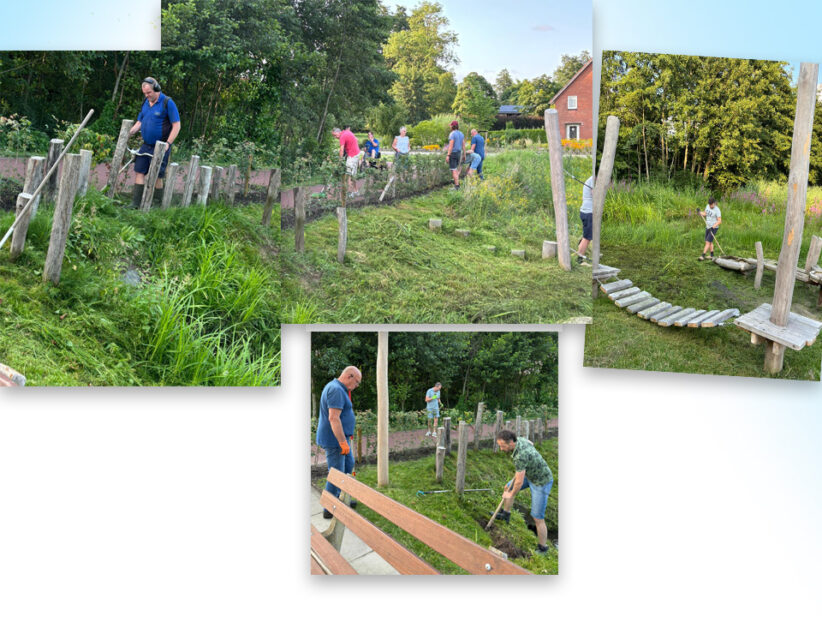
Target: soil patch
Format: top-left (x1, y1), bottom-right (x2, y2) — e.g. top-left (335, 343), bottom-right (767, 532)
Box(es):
top-left (475, 515), bottom-right (529, 559)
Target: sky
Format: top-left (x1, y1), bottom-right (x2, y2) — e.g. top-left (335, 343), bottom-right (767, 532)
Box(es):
top-left (384, 0), bottom-right (592, 83)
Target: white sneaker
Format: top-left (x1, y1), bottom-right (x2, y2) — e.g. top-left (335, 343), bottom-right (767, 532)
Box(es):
top-left (425, 431), bottom-right (431, 436)
top-left (431, 432), bottom-right (437, 438)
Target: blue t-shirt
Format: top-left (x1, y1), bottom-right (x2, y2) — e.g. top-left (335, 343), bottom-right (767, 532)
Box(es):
top-left (394, 135), bottom-right (410, 154)
top-left (137, 93), bottom-right (181, 145)
top-left (364, 138), bottom-right (380, 156)
top-left (317, 379), bottom-right (355, 447)
top-left (426, 388), bottom-right (441, 410)
top-left (470, 134), bottom-right (485, 158)
top-left (448, 130), bottom-right (465, 154)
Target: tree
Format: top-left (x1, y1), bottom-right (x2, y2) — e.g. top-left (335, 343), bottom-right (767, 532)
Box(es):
top-left (452, 74), bottom-right (497, 130)
top-left (552, 50), bottom-right (592, 88)
top-left (495, 68), bottom-right (515, 103)
top-left (428, 71), bottom-right (458, 115)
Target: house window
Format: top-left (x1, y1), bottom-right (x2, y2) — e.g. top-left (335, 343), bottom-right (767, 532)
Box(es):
top-left (566, 124), bottom-right (580, 140)
top-left (567, 95), bottom-right (578, 110)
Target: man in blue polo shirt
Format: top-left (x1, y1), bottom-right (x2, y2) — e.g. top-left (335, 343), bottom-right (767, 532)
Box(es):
top-left (128, 77), bottom-right (181, 207)
top-left (317, 365), bottom-right (362, 518)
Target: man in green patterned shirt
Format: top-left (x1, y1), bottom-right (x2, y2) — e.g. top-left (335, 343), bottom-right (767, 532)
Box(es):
top-left (495, 429), bottom-right (554, 554)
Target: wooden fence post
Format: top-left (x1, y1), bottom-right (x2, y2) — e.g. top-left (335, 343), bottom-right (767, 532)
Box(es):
top-left (444, 416), bottom-right (452, 455)
top-left (377, 331), bottom-right (389, 487)
top-left (226, 164), bottom-right (237, 204)
top-left (140, 141), bottom-right (168, 211)
top-left (162, 163), bottom-right (178, 209)
top-left (107, 119), bottom-right (134, 196)
top-left (23, 156), bottom-right (46, 218)
top-left (197, 166), bottom-right (213, 206)
top-left (76, 149), bottom-right (93, 196)
top-left (804, 235), bottom-right (822, 273)
top-left (356, 427), bottom-right (362, 464)
top-left (473, 402), bottom-right (485, 451)
top-left (435, 426), bottom-right (445, 483)
top-left (295, 186), bottom-right (307, 253)
top-left (592, 115), bottom-right (621, 298)
top-left (515, 415), bottom-right (522, 437)
top-left (754, 241), bottom-right (765, 290)
top-left (336, 206), bottom-right (347, 264)
top-left (765, 62), bottom-right (818, 374)
top-left (9, 193), bottom-right (34, 261)
top-left (524, 419), bottom-right (530, 441)
top-left (536, 417), bottom-right (543, 442)
top-left (211, 166), bottom-right (224, 199)
top-left (544, 109), bottom-right (571, 271)
top-left (43, 153), bottom-right (81, 284)
top-left (493, 410), bottom-right (503, 451)
top-left (261, 168), bottom-right (281, 227)
top-left (44, 139), bottom-right (65, 201)
top-left (455, 421), bottom-right (468, 495)
top-left (182, 155), bottom-right (200, 207)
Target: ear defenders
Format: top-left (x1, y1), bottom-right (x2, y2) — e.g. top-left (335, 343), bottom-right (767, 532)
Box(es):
top-left (142, 77), bottom-right (161, 92)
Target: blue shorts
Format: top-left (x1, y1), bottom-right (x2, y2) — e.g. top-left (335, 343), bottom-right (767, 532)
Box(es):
top-left (134, 142), bottom-right (171, 178)
top-left (580, 212), bottom-right (593, 240)
top-left (705, 227), bottom-right (719, 243)
top-left (427, 408), bottom-right (440, 419)
top-left (469, 153), bottom-right (482, 169)
top-left (507, 475), bottom-right (553, 520)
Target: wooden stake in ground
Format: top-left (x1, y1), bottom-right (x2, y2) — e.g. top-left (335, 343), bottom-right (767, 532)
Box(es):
top-left (197, 166), bottom-right (213, 206)
top-left (754, 241), bottom-right (765, 290)
top-left (43, 153), bottom-right (82, 284)
top-left (435, 427), bottom-right (446, 482)
top-left (162, 163), bottom-right (178, 209)
top-left (140, 141), bottom-right (168, 211)
top-left (182, 155), bottom-right (200, 206)
top-left (804, 235), bottom-right (822, 273)
top-left (76, 149), bottom-right (93, 196)
top-left (261, 168), bottom-right (281, 227)
top-left (336, 206), bottom-right (347, 264)
top-left (226, 164), bottom-right (238, 204)
top-left (44, 139), bottom-right (65, 201)
top-left (294, 186), bottom-right (307, 253)
top-left (473, 402), bottom-right (485, 451)
top-left (443, 416), bottom-right (452, 455)
top-left (493, 410), bottom-right (503, 452)
top-left (455, 421), bottom-right (468, 495)
top-left (377, 331), bottom-right (389, 487)
top-left (107, 119), bottom-right (134, 196)
top-left (10, 193), bottom-right (34, 261)
top-left (544, 109), bottom-right (571, 271)
top-left (23, 156), bottom-right (46, 218)
top-left (764, 62), bottom-right (819, 373)
top-left (592, 115), bottom-right (621, 298)
top-left (211, 166), bottom-right (224, 199)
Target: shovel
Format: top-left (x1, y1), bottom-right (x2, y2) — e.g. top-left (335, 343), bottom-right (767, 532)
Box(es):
top-left (485, 484), bottom-right (512, 530)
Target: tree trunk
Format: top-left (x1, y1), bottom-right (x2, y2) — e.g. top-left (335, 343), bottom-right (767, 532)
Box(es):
top-left (316, 50), bottom-right (344, 144)
top-left (111, 51), bottom-right (129, 103)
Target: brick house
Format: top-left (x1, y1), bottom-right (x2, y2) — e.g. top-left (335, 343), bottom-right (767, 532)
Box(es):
top-left (549, 59), bottom-right (593, 141)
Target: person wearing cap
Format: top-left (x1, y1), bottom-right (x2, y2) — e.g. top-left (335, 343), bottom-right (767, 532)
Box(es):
top-left (445, 120), bottom-right (465, 189)
top-left (317, 366), bottom-right (362, 518)
top-left (128, 77), bottom-right (181, 208)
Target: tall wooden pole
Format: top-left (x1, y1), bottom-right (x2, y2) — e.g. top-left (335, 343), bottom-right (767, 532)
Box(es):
top-left (162, 163), bottom-right (178, 209)
top-left (76, 149), bottom-right (93, 196)
top-left (295, 186), bottom-right (307, 253)
top-left (765, 62), bottom-right (819, 373)
top-left (23, 156), bottom-right (45, 218)
top-left (592, 115), bottom-right (621, 298)
top-left (336, 206), bottom-right (347, 264)
top-left (140, 141), bottom-right (168, 211)
top-left (455, 421), bottom-right (468, 495)
top-left (473, 401), bottom-right (485, 451)
top-left (43, 153), bottom-right (82, 284)
top-left (182, 155), bottom-right (200, 207)
top-left (493, 410), bottom-right (503, 452)
top-left (261, 168), bottom-right (281, 227)
top-left (107, 119), bottom-right (133, 196)
top-left (377, 331), bottom-right (389, 487)
top-left (544, 109), bottom-right (571, 271)
top-left (197, 166), bottom-right (213, 206)
top-left (44, 139), bottom-right (64, 201)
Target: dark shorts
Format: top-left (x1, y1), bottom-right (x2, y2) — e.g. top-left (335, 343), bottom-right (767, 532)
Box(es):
top-left (705, 226), bottom-right (719, 243)
top-left (448, 151), bottom-right (461, 170)
top-left (134, 142), bottom-right (171, 178)
top-left (580, 212), bottom-right (593, 240)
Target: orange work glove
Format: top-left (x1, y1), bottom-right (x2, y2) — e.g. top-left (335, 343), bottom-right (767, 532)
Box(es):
top-left (340, 439), bottom-right (350, 455)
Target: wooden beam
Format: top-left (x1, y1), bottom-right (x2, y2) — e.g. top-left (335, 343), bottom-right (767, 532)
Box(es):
top-left (197, 166), bottom-right (212, 206)
top-left (377, 331), bottom-right (389, 487)
top-left (804, 235), bottom-right (822, 273)
top-left (310, 525), bottom-right (357, 575)
top-left (337, 206), bottom-right (347, 264)
top-left (43, 153), bottom-right (81, 284)
top-left (294, 186), bottom-right (307, 253)
top-left (592, 115), bottom-right (621, 298)
top-left (162, 163), bottom-right (178, 209)
top-left (544, 109), bottom-right (571, 271)
top-left (456, 421), bottom-right (468, 495)
top-left (76, 149), bottom-right (93, 196)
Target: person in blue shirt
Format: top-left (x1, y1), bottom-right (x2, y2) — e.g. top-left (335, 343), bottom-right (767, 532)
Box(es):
top-left (467, 128), bottom-right (486, 180)
top-left (128, 77), bottom-right (181, 207)
top-left (424, 382), bottom-right (442, 438)
top-left (364, 130), bottom-right (381, 168)
top-left (445, 120), bottom-right (465, 189)
top-left (316, 365), bottom-right (362, 518)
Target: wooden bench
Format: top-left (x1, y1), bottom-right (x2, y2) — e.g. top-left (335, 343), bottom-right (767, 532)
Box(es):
top-left (311, 468), bottom-right (532, 575)
top-left (0, 363), bottom-right (25, 387)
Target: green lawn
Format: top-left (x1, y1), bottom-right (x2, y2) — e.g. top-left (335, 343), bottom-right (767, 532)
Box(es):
top-left (584, 179), bottom-right (822, 380)
top-left (0, 190), bottom-right (281, 385)
top-left (281, 151), bottom-right (593, 324)
top-left (314, 437), bottom-right (558, 575)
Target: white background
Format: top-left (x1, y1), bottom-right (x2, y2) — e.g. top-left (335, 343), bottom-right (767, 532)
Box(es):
top-left (3, 0), bottom-right (822, 632)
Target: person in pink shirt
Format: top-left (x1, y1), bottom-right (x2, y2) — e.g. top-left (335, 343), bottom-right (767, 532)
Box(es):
top-left (332, 126), bottom-right (361, 195)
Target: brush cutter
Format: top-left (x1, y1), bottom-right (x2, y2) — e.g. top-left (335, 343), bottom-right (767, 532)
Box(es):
top-left (416, 488), bottom-right (491, 497)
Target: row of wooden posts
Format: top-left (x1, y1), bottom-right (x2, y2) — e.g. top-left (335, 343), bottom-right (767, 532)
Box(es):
top-left (7, 119), bottom-right (283, 284)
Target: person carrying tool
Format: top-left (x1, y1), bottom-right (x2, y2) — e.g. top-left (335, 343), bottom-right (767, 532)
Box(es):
top-left (698, 196), bottom-right (722, 261)
top-left (128, 77), bottom-right (181, 208)
top-left (424, 382), bottom-right (442, 438)
top-left (494, 429), bottom-right (553, 554)
top-left (317, 365), bottom-right (362, 519)
top-left (577, 174), bottom-right (594, 264)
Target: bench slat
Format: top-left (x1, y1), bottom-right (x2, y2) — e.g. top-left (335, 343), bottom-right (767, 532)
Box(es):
top-left (310, 525), bottom-right (357, 575)
top-left (310, 554), bottom-right (327, 575)
top-left (321, 490), bottom-right (440, 575)
top-left (327, 469), bottom-right (531, 575)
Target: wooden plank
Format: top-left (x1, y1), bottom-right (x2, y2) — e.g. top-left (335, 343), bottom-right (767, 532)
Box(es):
top-left (675, 309), bottom-right (705, 327)
top-left (320, 491), bottom-right (439, 575)
top-left (639, 301), bottom-right (671, 320)
top-left (714, 257), bottom-right (755, 272)
top-left (609, 286), bottom-right (641, 301)
top-left (703, 308), bottom-right (740, 327)
top-left (474, 402), bottom-right (485, 451)
top-left (735, 303), bottom-right (822, 350)
top-left (310, 554), bottom-right (327, 575)
top-left (140, 140), bottom-right (168, 211)
top-left (615, 291), bottom-right (651, 308)
top-left (626, 297), bottom-right (659, 314)
top-left (327, 469), bottom-right (531, 575)
top-left (593, 264), bottom-right (620, 281)
top-left (688, 309), bottom-right (721, 327)
top-left (197, 165), bottom-right (212, 206)
top-left (310, 525), bottom-right (357, 575)
top-left (650, 305), bottom-right (682, 323)
top-left (181, 155), bottom-right (199, 206)
top-left (601, 279), bottom-right (632, 294)
top-left (658, 307), bottom-right (696, 327)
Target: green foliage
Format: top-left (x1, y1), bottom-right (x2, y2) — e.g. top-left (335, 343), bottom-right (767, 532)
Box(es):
top-left (55, 119), bottom-right (115, 163)
top-left (552, 51), bottom-right (592, 87)
top-left (366, 101), bottom-right (410, 140)
top-left (0, 114), bottom-right (49, 155)
top-left (410, 114), bottom-right (453, 146)
top-left (452, 73), bottom-right (498, 130)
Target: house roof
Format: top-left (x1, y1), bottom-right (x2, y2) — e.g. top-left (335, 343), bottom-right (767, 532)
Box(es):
top-left (498, 105), bottom-right (525, 115)
top-left (550, 59), bottom-right (593, 105)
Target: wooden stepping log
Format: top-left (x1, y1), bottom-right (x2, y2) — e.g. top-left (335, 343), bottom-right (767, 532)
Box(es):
top-left (675, 309), bottom-right (705, 327)
top-left (601, 279), bottom-right (633, 295)
top-left (627, 297), bottom-right (660, 314)
top-left (639, 301), bottom-right (671, 320)
top-left (702, 308), bottom-right (740, 327)
top-left (651, 306), bottom-right (682, 323)
top-left (593, 264), bottom-right (621, 281)
top-left (609, 286), bottom-right (641, 301)
top-left (615, 291), bottom-right (651, 308)
top-left (688, 309), bottom-right (721, 327)
top-left (658, 307), bottom-right (696, 327)
top-left (455, 229), bottom-right (470, 237)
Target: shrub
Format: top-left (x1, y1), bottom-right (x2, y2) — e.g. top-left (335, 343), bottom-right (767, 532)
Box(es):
top-left (0, 114), bottom-right (49, 154)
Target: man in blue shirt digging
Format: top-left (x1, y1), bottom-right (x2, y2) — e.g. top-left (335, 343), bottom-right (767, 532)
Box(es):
top-left (425, 382), bottom-right (442, 438)
top-left (128, 77), bottom-right (181, 207)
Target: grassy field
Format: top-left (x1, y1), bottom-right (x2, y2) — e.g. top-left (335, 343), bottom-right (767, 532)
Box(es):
top-left (314, 437), bottom-right (558, 575)
top-left (584, 179), bottom-right (822, 380)
top-left (0, 190), bottom-right (281, 385)
top-left (281, 150), bottom-right (593, 324)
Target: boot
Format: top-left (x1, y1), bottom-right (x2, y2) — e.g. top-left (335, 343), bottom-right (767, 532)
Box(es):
top-left (495, 510), bottom-right (511, 524)
top-left (131, 184), bottom-right (145, 208)
top-left (153, 187), bottom-right (164, 206)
